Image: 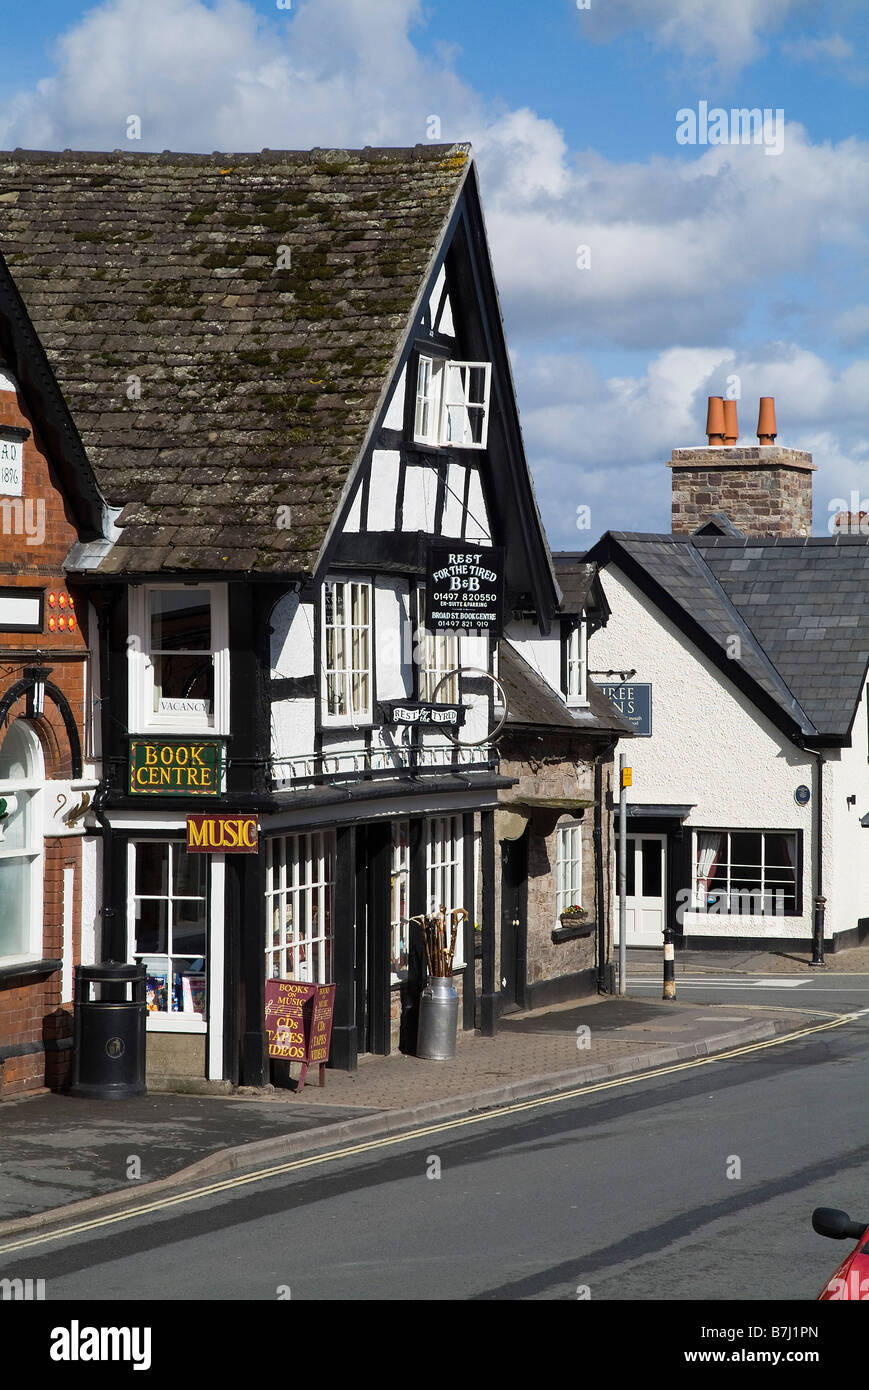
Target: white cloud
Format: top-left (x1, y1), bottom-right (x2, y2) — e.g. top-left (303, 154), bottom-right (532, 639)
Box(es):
top-left (1, 0), bottom-right (867, 546)
top-left (783, 33), bottom-right (856, 63)
top-left (580, 0), bottom-right (805, 77)
top-left (0, 0), bottom-right (480, 153)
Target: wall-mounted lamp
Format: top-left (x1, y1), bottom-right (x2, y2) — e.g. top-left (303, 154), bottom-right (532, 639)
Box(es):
top-left (846, 794), bottom-right (857, 808)
top-left (23, 665), bottom-right (51, 718)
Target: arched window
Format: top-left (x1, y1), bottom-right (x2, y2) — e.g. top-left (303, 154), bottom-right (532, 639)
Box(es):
top-left (0, 718), bottom-right (44, 962)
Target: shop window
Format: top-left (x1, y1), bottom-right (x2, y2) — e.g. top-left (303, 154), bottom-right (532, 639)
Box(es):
top-left (417, 586), bottom-right (458, 703)
top-left (265, 831), bottom-right (335, 983)
top-left (426, 815), bottom-right (465, 968)
top-left (693, 830), bottom-right (799, 916)
top-left (555, 821), bottom-right (583, 922)
top-left (129, 840), bottom-right (208, 1025)
top-left (413, 356), bottom-right (491, 449)
top-left (564, 619), bottom-right (587, 706)
top-left (128, 584), bottom-right (229, 734)
top-left (390, 820), bottom-right (410, 983)
top-left (0, 719), bottom-right (44, 963)
top-left (322, 579), bottom-right (372, 724)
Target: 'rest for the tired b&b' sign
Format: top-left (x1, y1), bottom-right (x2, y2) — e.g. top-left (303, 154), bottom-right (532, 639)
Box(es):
top-left (426, 545), bottom-right (505, 635)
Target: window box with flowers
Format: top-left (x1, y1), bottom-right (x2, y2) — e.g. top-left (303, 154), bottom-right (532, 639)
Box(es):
top-left (553, 904), bottom-right (593, 942)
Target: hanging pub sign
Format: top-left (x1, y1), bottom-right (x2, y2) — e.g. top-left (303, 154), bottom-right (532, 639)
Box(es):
top-left (186, 813), bottom-right (259, 852)
top-left (594, 682), bottom-right (653, 737)
top-left (265, 979), bottom-right (337, 1089)
top-left (128, 738), bottom-right (223, 796)
top-left (426, 545), bottom-right (504, 635)
top-left (379, 701), bottom-right (467, 728)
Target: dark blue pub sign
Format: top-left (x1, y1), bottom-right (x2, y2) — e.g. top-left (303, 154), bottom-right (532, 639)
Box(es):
top-left (595, 682), bottom-right (652, 736)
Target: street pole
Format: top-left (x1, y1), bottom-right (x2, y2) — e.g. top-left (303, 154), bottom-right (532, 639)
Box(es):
top-left (662, 920), bottom-right (676, 1000)
top-left (618, 755), bottom-right (627, 996)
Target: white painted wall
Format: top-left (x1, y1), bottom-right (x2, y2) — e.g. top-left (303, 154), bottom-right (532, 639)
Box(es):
top-left (402, 463), bottom-right (438, 532)
top-left (826, 674), bottom-right (869, 936)
top-left (344, 481), bottom-right (363, 532)
top-left (368, 449), bottom-right (400, 530)
top-left (465, 470), bottom-right (491, 543)
top-left (270, 592), bottom-right (314, 678)
top-left (442, 462), bottom-right (466, 536)
top-left (505, 620), bottom-right (562, 692)
top-left (593, 564), bottom-right (816, 940)
top-left (375, 578), bottom-right (411, 700)
top-left (382, 373), bottom-right (406, 430)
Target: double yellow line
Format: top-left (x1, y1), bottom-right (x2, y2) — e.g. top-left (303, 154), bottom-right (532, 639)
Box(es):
top-left (1, 1010), bottom-right (865, 1258)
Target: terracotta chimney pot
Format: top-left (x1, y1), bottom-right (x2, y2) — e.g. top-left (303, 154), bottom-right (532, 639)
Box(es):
top-left (722, 399), bottom-right (738, 445)
top-left (705, 396), bottom-right (725, 446)
top-left (757, 396), bottom-right (777, 445)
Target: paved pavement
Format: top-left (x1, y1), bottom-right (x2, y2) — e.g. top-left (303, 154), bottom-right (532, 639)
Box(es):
top-left (0, 988), bottom-right (834, 1236)
top-left (625, 943), bottom-right (869, 973)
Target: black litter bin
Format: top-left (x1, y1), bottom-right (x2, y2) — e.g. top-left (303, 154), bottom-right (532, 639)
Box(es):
top-left (71, 963), bottom-right (147, 1099)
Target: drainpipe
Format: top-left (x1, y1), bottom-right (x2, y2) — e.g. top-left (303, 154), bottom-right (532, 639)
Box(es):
top-left (593, 751), bottom-right (611, 993)
top-left (92, 590), bottom-right (121, 963)
top-left (810, 750), bottom-right (826, 967)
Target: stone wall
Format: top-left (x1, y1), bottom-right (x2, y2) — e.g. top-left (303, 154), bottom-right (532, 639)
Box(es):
top-left (669, 447), bottom-right (816, 537)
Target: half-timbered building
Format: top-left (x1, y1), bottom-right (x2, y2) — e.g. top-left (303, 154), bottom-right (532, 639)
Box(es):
top-left (0, 145), bottom-right (625, 1092)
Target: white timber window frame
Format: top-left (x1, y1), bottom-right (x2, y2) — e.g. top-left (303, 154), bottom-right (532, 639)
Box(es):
top-left (128, 583), bottom-right (229, 735)
top-left (128, 838), bottom-right (209, 1033)
top-left (390, 819), bottom-right (410, 985)
top-left (555, 820), bottom-right (584, 923)
top-left (691, 830), bottom-right (800, 917)
top-left (265, 831), bottom-right (336, 984)
top-left (0, 719), bottom-right (45, 966)
top-left (565, 618), bottom-right (588, 707)
top-left (426, 814), bottom-right (465, 969)
top-left (417, 585), bottom-right (459, 703)
top-left (413, 356), bottom-right (491, 450)
top-left (321, 578), bottom-right (373, 726)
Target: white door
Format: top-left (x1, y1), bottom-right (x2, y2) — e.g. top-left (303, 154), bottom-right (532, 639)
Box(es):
top-left (614, 834), bottom-right (666, 947)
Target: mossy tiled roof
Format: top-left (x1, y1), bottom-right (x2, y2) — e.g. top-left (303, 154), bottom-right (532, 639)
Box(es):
top-left (0, 145), bottom-right (471, 574)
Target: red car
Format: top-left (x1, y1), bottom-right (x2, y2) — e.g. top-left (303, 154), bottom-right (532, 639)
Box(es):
top-left (813, 1208), bottom-right (869, 1300)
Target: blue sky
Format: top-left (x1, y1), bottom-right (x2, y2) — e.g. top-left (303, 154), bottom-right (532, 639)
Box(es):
top-left (2, 0), bottom-right (868, 544)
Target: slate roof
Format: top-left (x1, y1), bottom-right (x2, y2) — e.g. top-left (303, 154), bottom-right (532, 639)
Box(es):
top-left (0, 145), bottom-right (471, 574)
top-left (594, 532), bottom-right (869, 742)
top-left (500, 640), bottom-right (634, 736)
top-left (550, 554), bottom-right (611, 627)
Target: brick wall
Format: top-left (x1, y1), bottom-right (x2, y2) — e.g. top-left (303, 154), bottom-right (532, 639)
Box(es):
top-left (669, 447), bottom-right (816, 537)
top-left (0, 371), bottom-right (90, 1097)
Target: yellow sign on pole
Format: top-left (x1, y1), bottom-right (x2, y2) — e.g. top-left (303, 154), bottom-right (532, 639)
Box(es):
top-left (622, 767), bottom-right (632, 788)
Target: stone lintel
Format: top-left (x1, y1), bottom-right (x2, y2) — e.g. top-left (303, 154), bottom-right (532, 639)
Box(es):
top-left (669, 446), bottom-right (816, 472)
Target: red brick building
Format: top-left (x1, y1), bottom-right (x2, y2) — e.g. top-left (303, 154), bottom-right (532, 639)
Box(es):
top-left (0, 287), bottom-right (105, 1096)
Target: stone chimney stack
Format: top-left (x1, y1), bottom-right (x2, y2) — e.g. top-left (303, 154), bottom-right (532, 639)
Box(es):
top-left (669, 396), bottom-right (816, 537)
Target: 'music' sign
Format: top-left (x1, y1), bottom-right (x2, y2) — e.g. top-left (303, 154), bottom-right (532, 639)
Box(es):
top-left (187, 814), bottom-right (259, 853)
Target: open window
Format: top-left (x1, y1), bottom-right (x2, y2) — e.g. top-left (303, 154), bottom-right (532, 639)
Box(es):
top-left (413, 356), bottom-right (491, 449)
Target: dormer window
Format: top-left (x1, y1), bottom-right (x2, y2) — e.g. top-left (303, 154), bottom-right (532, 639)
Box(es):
top-left (413, 356), bottom-right (491, 449)
top-left (564, 618), bottom-right (588, 707)
top-left (128, 584), bottom-right (229, 734)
